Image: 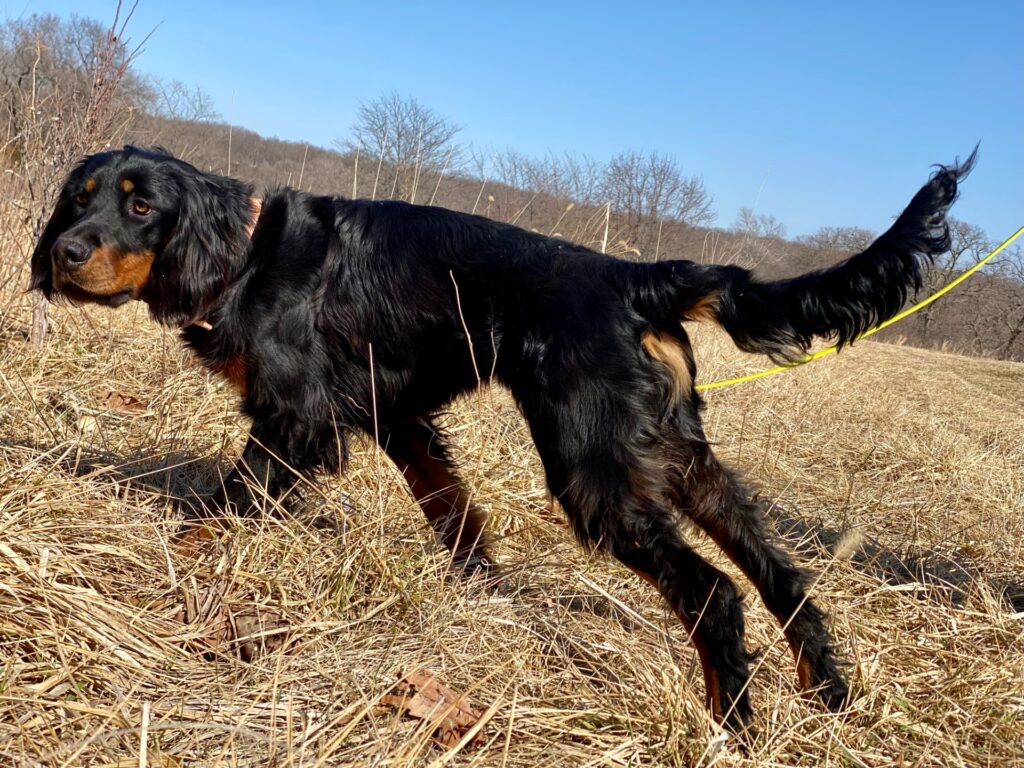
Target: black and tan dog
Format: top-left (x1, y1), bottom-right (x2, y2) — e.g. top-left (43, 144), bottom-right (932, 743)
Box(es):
top-left (30, 145), bottom-right (974, 729)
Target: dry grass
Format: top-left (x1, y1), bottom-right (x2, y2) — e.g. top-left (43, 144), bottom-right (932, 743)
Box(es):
top-left (1, 248), bottom-right (1022, 766)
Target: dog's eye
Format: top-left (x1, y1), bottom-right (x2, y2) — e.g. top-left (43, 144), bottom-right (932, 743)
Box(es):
top-left (132, 200), bottom-right (152, 216)
top-left (73, 192), bottom-right (89, 206)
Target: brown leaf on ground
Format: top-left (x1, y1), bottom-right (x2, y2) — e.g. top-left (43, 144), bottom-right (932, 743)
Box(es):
top-left (381, 670), bottom-right (484, 749)
top-left (101, 389), bottom-right (147, 412)
top-left (172, 521), bottom-right (222, 558)
top-left (229, 606), bottom-right (291, 661)
top-left (179, 587), bottom-right (291, 662)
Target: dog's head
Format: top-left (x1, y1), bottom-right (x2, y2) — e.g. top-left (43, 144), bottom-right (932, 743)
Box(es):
top-left (31, 146), bottom-right (256, 326)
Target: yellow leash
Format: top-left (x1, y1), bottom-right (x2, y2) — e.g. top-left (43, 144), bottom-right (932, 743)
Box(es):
top-left (696, 225), bottom-right (1024, 392)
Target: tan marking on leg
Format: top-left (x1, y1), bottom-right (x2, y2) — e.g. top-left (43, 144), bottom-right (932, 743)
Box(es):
top-left (796, 654), bottom-right (815, 692)
top-left (626, 563), bottom-right (723, 718)
top-left (689, 624), bottom-right (725, 719)
top-left (386, 428), bottom-right (490, 567)
top-left (641, 329), bottom-right (694, 401)
top-left (213, 355), bottom-right (248, 397)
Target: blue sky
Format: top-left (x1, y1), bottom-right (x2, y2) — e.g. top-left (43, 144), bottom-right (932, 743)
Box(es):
top-left (9, 1), bottom-right (1022, 242)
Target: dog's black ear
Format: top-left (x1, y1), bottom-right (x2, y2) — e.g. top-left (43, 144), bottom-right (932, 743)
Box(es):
top-left (29, 194), bottom-right (72, 299)
top-left (146, 164), bottom-right (255, 326)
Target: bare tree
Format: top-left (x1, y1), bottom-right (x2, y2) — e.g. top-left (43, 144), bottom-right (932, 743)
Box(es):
top-left (482, 148), bottom-right (713, 257)
top-left (489, 149), bottom-right (534, 193)
top-left (799, 225), bottom-right (876, 256)
top-left (1002, 261), bottom-right (1024, 359)
top-left (732, 206), bottom-right (787, 268)
top-left (605, 152), bottom-right (715, 226)
top-left (601, 151), bottom-right (714, 258)
top-left (916, 218), bottom-right (992, 335)
top-left (512, 152), bottom-right (602, 205)
top-left (560, 154), bottom-right (603, 206)
top-left (991, 245), bottom-right (1024, 359)
top-left (148, 77), bottom-right (219, 122)
top-left (340, 93), bottom-right (460, 201)
top-left (734, 206), bottom-right (785, 239)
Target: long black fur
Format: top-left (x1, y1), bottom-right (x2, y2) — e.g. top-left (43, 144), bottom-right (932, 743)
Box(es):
top-left (30, 145), bottom-right (973, 731)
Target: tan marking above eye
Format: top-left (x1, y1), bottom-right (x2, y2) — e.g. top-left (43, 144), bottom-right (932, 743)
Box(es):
top-left (83, 178), bottom-right (97, 192)
top-left (120, 178), bottom-right (135, 193)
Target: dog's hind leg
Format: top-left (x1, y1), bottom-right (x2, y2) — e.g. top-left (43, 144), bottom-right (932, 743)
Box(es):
top-left (669, 446), bottom-right (850, 711)
top-left (382, 417), bottom-right (492, 574)
top-left (523, 408), bottom-right (755, 729)
top-left (607, 511), bottom-right (755, 731)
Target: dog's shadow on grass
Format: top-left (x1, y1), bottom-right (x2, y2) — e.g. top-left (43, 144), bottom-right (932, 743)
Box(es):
top-left (770, 504), bottom-right (1024, 613)
top-left (0, 435), bottom-right (226, 520)
top-left (0, 434), bottom-right (356, 536)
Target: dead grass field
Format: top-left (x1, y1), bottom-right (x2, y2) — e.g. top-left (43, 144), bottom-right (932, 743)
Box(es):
top-left (1, 251), bottom-right (1022, 767)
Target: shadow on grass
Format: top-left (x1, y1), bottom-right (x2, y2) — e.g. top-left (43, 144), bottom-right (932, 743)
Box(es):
top-left (0, 435), bottom-right (224, 519)
top-left (769, 503), bottom-right (1024, 612)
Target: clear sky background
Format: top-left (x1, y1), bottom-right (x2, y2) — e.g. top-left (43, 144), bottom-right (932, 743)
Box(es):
top-left (8, 1), bottom-right (1022, 242)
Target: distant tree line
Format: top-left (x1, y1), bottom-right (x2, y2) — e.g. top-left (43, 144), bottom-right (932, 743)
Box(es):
top-left (1, 11), bottom-right (1021, 361)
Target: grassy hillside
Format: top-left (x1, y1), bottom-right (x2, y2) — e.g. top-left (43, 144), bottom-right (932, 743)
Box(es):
top-left (1, 252), bottom-right (1021, 766)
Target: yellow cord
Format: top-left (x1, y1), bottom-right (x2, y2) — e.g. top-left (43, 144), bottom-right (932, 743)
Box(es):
top-left (696, 225), bottom-right (1024, 392)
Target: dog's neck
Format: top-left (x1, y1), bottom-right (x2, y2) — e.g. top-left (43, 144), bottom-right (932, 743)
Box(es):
top-left (186, 197), bottom-right (262, 332)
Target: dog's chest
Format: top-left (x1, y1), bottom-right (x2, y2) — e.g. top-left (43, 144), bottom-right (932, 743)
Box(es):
top-left (209, 354), bottom-right (248, 396)
top-left (183, 326), bottom-right (249, 397)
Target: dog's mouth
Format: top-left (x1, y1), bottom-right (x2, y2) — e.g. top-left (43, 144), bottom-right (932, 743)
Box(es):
top-left (54, 279), bottom-right (137, 308)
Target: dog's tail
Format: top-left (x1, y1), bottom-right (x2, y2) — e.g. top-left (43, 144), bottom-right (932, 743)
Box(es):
top-left (622, 149), bottom-right (976, 362)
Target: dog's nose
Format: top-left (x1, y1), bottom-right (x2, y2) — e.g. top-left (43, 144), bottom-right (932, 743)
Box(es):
top-left (52, 238), bottom-right (92, 269)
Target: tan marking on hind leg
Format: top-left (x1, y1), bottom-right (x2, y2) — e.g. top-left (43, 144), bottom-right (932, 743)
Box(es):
top-left (641, 329), bottom-right (694, 402)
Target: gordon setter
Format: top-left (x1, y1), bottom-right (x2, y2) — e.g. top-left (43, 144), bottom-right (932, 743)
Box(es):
top-left (30, 145), bottom-right (974, 730)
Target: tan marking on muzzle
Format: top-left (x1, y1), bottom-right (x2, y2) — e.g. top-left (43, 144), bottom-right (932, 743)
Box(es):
top-left (60, 245), bottom-right (155, 297)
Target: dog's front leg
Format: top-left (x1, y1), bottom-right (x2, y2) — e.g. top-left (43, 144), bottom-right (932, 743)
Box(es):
top-left (382, 417), bottom-right (492, 575)
top-left (212, 427), bottom-right (299, 518)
